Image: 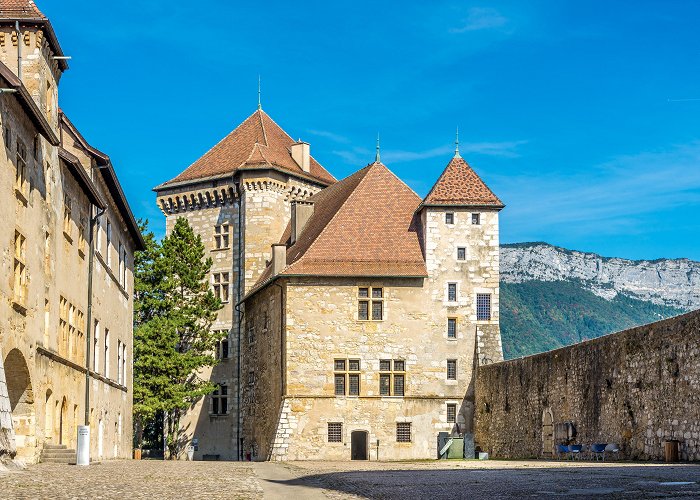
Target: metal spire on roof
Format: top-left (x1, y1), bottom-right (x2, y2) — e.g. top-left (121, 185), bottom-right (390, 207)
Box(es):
top-left (375, 133), bottom-right (381, 163)
top-left (454, 126), bottom-right (461, 158)
top-left (257, 75), bottom-right (262, 110)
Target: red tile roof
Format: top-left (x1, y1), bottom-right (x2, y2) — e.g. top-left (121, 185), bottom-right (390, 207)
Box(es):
top-left (250, 161), bottom-right (427, 292)
top-left (158, 109), bottom-right (336, 188)
top-left (422, 156), bottom-right (504, 208)
top-left (0, 0), bottom-right (46, 19)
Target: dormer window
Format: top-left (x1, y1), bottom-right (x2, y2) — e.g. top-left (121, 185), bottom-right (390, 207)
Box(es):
top-left (445, 212), bottom-right (454, 224)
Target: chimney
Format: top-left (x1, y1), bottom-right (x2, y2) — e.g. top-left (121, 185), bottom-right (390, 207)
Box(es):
top-left (271, 244), bottom-right (287, 276)
top-left (291, 140), bottom-right (310, 173)
top-left (291, 201), bottom-right (314, 245)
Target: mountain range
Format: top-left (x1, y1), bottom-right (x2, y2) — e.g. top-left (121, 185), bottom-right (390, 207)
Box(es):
top-left (499, 242), bottom-right (699, 359)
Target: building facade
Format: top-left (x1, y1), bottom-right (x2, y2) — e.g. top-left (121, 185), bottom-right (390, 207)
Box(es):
top-left (0, 0), bottom-right (143, 464)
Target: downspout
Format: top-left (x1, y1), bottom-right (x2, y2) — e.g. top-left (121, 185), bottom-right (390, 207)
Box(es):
top-left (233, 181), bottom-right (244, 461)
top-left (15, 21), bottom-right (21, 80)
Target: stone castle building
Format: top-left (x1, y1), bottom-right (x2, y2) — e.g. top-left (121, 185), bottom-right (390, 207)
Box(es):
top-left (156, 106), bottom-right (504, 460)
top-left (0, 0), bottom-right (143, 464)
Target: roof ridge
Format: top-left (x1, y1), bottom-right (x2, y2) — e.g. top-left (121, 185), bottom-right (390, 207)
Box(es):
top-left (290, 164), bottom-right (375, 264)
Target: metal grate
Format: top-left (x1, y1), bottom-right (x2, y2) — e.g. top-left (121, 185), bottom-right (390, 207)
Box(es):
top-left (396, 422), bottom-right (412, 442)
top-left (447, 404), bottom-right (457, 423)
top-left (477, 293), bottom-right (491, 320)
top-left (328, 422), bottom-right (342, 443)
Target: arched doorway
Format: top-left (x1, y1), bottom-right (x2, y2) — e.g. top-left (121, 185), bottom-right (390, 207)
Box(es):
top-left (44, 389), bottom-right (54, 443)
top-left (351, 430), bottom-right (368, 460)
top-left (5, 349), bottom-right (36, 461)
top-left (542, 408), bottom-right (554, 458)
top-left (59, 397), bottom-right (68, 445)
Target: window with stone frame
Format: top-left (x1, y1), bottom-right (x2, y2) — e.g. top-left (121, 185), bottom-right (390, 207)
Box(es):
top-left (334, 358), bottom-right (360, 396)
top-left (210, 384), bottom-right (229, 415)
top-left (213, 272), bottom-right (230, 302)
top-left (379, 359), bottom-right (406, 396)
top-left (477, 293), bottom-right (492, 320)
top-left (445, 212), bottom-right (454, 224)
top-left (33, 134), bottom-right (39, 160)
top-left (214, 223), bottom-right (230, 250)
top-left (59, 296), bottom-right (68, 353)
top-left (119, 242), bottom-right (127, 289)
top-left (358, 287), bottom-right (384, 321)
top-left (13, 230), bottom-right (27, 308)
top-left (247, 320), bottom-right (255, 345)
top-left (447, 403), bottom-right (457, 423)
top-left (447, 283), bottom-right (457, 302)
top-left (447, 359), bottom-right (457, 380)
top-left (447, 318), bottom-right (457, 339)
top-left (457, 247), bottom-right (466, 261)
top-left (68, 304), bottom-right (77, 357)
top-left (472, 213), bottom-right (481, 225)
top-left (63, 195), bottom-right (72, 241)
top-left (328, 422), bottom-right (343, 443)
top-left (215, 331), bottom-right (230, 359)
top-left (78, 212), bottom-right (87, 257)
top-left (14, 139), bottom-right (28, 202)
top-left (93, 319), bottom-right (100, 372)
top-left (396, 422), bottom-right (412, 442)
top-left (106, 220), bottom-right (112, 266)
top-left (117, 340), bottom-right (123, 385)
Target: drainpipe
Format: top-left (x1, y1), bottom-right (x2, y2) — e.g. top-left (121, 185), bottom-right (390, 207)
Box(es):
top-left (233, 181), bottom-right (244, 461)
top-left (15, 21), bottom-right (21, 80)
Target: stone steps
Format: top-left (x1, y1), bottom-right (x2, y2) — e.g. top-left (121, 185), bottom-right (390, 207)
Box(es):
top-left (40, 444), bottom-right (76, 464)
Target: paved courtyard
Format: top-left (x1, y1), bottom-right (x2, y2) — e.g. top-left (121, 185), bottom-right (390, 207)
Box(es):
top-left (0, 459), bottom-right (698, 499)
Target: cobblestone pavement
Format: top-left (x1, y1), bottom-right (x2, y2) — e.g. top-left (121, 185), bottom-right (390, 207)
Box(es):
top-left (0, 459), bottom-right (699, 499)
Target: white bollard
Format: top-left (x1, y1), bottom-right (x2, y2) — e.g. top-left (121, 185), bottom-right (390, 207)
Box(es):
top-left (76, 425), bottom-right (90, 465)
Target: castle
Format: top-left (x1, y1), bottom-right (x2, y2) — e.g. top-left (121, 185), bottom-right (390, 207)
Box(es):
top-left (155, 107), bottom-right (504, 460)
top-left (0, 0), bottom-right (142, 464)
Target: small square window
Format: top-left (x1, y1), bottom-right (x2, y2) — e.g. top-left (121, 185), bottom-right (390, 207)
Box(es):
top-left (371, 288), bottom-right (383, 298)
top-left (448, 283), bottom-right (457, 302)
top-left (445, 212), bottom-right (454, 224)
top-left (328, 422), bottom-right (342, 443)
top-left (334, 359), bottom-right (346, 371)
top-left (457, 247), bottom-right (466, 260)
top-left (447, 360), bottom-right (457, 380)
top-left (472, 213), bottom-right (481, 225)
top-left (447, 404), bottom-right (457, 423)
top-left (379, 359), bottom-right (391, 371)
top-left (358, 287), bottom-right (369, 298)
top-left (348, 359), bottom-right (360, 371)
top-left (396, 422), bottom-right (412, 442)
top-left (334, 374), bottom-right (346, 396)
top-left (393, 360), bottom-right (405, 372)
top-left (447, 318), bottom-right (457, 339)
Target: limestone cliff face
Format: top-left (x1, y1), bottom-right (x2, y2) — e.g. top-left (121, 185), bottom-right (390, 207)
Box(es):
top-left (500, 242), bottom-right (700, 310)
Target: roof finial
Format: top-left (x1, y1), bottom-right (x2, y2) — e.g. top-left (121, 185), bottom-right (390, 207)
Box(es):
top-left (375, 133), bottom-right (381, 163)
top-left (454, 126), bottom-right (461, 158)
top-left (257, 75), bottom-right (262, 110)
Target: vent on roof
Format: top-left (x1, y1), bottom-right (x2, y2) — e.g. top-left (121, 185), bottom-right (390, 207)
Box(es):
top-left (291, 200), bottom-right (314, 245)
top-left (271, 244), bottom-right (287, 276)
top-left (291, 140), bottom-right (310, 173)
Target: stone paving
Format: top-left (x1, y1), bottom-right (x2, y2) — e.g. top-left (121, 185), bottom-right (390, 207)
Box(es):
top-left (0, 459), bottom-right (698, 499)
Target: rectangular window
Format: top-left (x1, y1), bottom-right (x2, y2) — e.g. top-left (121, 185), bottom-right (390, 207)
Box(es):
top-left (359, 287), bottom-right (384, 321)
top-left (348, 359), bottom-right (360, 371)
top-left (117, 340), bottom-right (123, 385)
top-left (393, 374), bottom-right (405, 396)
top-left (457, 247), bottom-right (466, 260)
top-left (59, 297), bottom-right (68, 354)
top-left (348, 374), bottom-right (360, 396)
top-left (104, 328), bottom-right (110, 378)
top-left (122, 344), bottom-right (127, 386)
top-left (447, 404), bottom-right (457, 423)
top-left (447, 318), bottom-right (457, 339)
top-left (379, 359), bottom-right (391, 371)
top-left (13, 231), bottom-right (27, 306)
top-left (247, 371), bottom-right (255, 386)
top-left (211, 385), bottom-right (228, 415)
top-left (328, 422), bottom-right (342, 443)
top-left (213, 272), bottom-right (230, 302)
top-left (380, 359), bottom-right (405, 396)
top-left (447, 359), bottom-right (457, 380)
top-left (334, 374), bottom-right (346, 396)
top-left (33, 134), bottom-right (39, 160)
top-left (106, 221), bottom-right (112, 266)
top-left (215, 333), bottom-right (230, 359)
top-left (63, 195), bottom-right (72, 240)
top-left (393, 360), bottom-right (405, 372)
top-left (78, 213), bottom-right (87, 257)
top-left (247, 321), bottom-right (255, 344)
top-left (95, 217), bottom-right (102, 254)
top-left (334, 359), bottom-right (346, 371)
top-left (119, 242), bottom-right (126, 287)
top-left (93, 320), bottom-right (100, 372)
top-left (379, 374), bottom-right (391, 396)
top-left (334, 359), bottom-right (361, 396)
top-left (445, 212), bottom-right (454, 224)
top-left (477, 293), bottom-right (491, 321)
top-left (472, 213), bottom-right (481, 225)
top-left (396, 422), bottom-right (412, 443)
top-left (15, 140), bottom-right (27, 201)
top-left (447, 283), bottom-right (457, 302)
top-left (214, 224), bottom-right (230, 249)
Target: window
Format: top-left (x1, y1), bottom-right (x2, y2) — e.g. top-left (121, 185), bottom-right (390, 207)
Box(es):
top-left (214, 224), bottom-right (230, 249)
top-left (477, 293), bottom-right (491, 321)
top-left (328, 422), bottom-right (342, 443)
top-left (213, 272), bottom-right (230, 302)
top-left (78, 212), bottom-right (87, 257)
top-left (13, 231), bottom-right (27, 307)
top-left (59, 297), bottom-right (68, 353)
top-left (334, 358), bottom-right (361, 396)
top-left (447, 283), bottom-right (457, 302)
top-left (118, 242), bottom-right (125, 286)
top-left (68, 304), bottom-right (76, 357)
top-left (396, 422), bottom-right (412, 443)
top-left (248, 371), bottom-right (255, 386)
top-left (457, 247), bottom-right (466, 261)
top-left (104, 328), bottom-right (110, 378)
top-left (63, 195), bottom-right (72, 240)
top-left (33, 134), bottom-right (39, 160)
top-left (117, 340), bottom-right (123, 384)
top-left (380, 359), bottom-right (405, 396)
top-left (358, 287), bottom-right (383, 321)
top-left (247, 321), bottom-right (255, 345)
top-left (447, 404), bottom-right (457, 423)
top-left (445, 212), bottom-right (454, 224)
top-left (447, 318), bottom-right (457, 339)
top-left (215, 332), bottom-right (230, 359)
top-left (211, 385), bottom-right (228, 415)
top-left (106, 221), bottom-right (112, 266)
top-left (15, 140), bottom-right (27, 201)
top-left (4, 126), bottom-right (11, 147)
top-left (472, 213), bottom-right (481, 225)
top-left (95, 217), bottom-right (102, 254)
top-left (447, 359), bottom-right (457, 380)
top-left (263, 311), bottom-right (269, 331)
top-left (121, 344), bottom-right (127, 386)
top-left (93, 320), bottom-right (100, 372)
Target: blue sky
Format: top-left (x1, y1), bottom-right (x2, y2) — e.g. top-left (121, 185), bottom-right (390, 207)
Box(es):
top-left (43, 1), bottom-right (700, 260)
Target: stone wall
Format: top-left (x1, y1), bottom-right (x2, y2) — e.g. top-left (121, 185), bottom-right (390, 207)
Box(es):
top-left (475, 310), bottom-right (700, 461)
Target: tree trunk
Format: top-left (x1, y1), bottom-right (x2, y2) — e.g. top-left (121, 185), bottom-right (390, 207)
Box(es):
top-left (162, 410), bottom-right (168, 460)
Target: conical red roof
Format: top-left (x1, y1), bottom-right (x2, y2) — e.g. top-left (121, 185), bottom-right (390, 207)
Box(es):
top-left (422, 156), bottom-right (503, 208)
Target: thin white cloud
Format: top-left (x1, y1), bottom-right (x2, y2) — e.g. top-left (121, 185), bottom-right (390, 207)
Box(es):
top-left (307, 129), bottom-right (350, 144)
top-left (450, 7), bottom-right (508, 34)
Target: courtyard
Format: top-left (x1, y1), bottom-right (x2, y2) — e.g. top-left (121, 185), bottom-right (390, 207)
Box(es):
top-left (0, 459), bottom-right (698, 499)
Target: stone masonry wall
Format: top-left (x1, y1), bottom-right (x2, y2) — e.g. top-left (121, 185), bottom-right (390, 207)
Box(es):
top-left (475, 310), bottom-right (700, 460)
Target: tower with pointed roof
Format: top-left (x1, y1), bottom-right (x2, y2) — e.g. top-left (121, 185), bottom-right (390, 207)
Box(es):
top-left (154, 106), bottom-right (335, 460)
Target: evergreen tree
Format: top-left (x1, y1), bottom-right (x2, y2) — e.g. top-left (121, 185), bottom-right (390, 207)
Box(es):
top-left (133, 218), bottom-right (224, 457)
